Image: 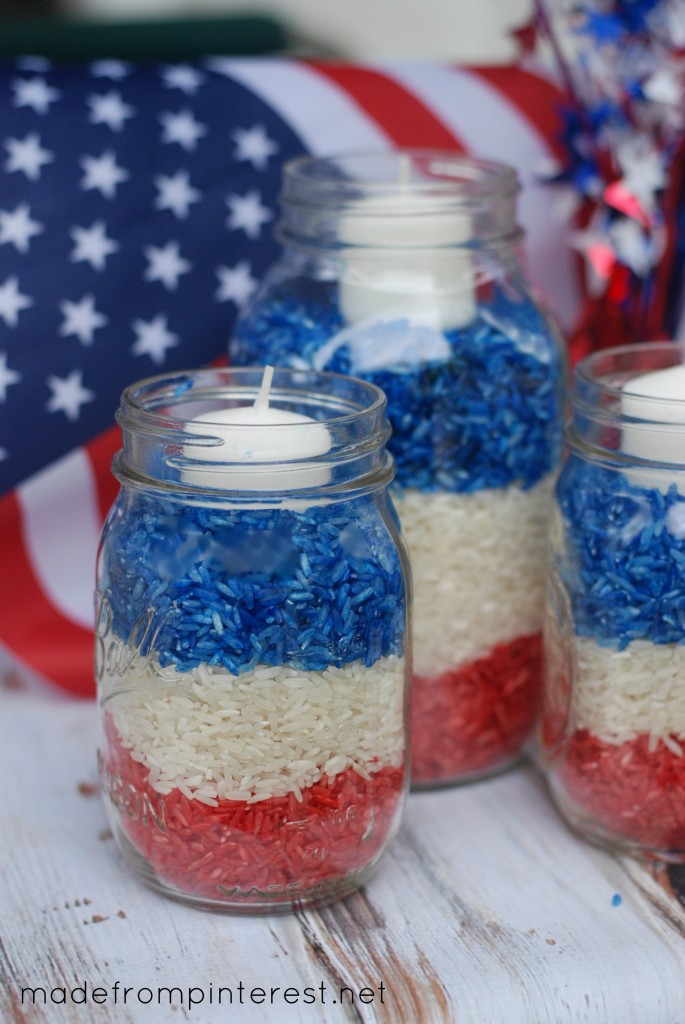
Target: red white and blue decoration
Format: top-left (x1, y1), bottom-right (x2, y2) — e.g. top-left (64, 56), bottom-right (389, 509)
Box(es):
top-left (522, 0), bottom-right (685, 359)
top-left (0, 57), bottom-right (577, 695)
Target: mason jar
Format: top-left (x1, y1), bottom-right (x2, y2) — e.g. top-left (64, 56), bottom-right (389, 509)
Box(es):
top-left (542, 342), bottom-right (685, 860)
top-left (231, 151), bottom-right (566, 787)
top-left (96, 366), bottom-right (411, 911)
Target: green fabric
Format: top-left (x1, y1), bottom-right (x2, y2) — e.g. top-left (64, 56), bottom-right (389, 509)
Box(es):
top-left (0, 15), bottom-right (289, 61)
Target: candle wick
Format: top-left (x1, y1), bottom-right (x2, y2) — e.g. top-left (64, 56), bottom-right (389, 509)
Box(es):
top-left (253, 365), bottom-right (274, 413)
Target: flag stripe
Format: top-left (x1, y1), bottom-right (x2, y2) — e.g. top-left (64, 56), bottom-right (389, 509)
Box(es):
top-left (18, 448), bottom-right (100, 630)
top-left (309, 63), bottom-right (468, 151)
top-left (0, 490), bottom-right (94, 696)
top-left (468, 66), bottom-right (567, 161)
top-left (206, 57), bottom-right (394, 153)
top-left (87, 424), bottom-right (123, 524)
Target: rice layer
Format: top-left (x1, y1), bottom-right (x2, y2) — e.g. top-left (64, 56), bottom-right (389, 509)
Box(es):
top-left (573, 636), bottom-right (685, 749)
top-left (104, 651), bottom-right (405, 804)
top-left (396, 477), bottom-right (554, 677)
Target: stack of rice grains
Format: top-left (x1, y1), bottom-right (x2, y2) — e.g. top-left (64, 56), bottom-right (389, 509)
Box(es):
top-left (98, 494), bottom-right (407, 909)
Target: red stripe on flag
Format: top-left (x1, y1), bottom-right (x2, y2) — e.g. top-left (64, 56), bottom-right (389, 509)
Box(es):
top-left (87, 425), bottom-right (122, 524)
top-left (0, 491), bottom-right (94, 697)
top-left (468, 67), bottom-right (567, 161)
top-left (308, 63), bottom-right (468, 151)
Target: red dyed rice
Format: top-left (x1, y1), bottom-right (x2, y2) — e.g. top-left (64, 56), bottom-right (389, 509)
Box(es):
top-left (545, 726), bottom-right (685, 853)
top-left (410, 634), bottom-right (541, 785)
top-left (102, 715), bottom-right (405, 903)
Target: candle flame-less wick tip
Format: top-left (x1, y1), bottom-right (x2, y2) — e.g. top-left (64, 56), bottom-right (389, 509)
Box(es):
top-left (253, 364), bottom-right (274, 412)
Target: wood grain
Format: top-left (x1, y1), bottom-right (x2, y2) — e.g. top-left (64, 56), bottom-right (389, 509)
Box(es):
top-left (2, 692), bottom-right (685, 1024)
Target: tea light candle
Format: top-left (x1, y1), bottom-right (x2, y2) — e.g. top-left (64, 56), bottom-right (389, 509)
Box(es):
top-left (622, 363), bottom-right (685, 493)
top-left (338, 163), bottom-right (475, 331)
top-left (183, 365), bottom-right (332, 491)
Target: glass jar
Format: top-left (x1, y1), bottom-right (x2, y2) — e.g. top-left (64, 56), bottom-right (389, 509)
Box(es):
top-left (542, 342), bottom-right (685, 860)
top-left (231, 151), bottom-right (566, 787)
top-left (96, 367), bottom-right (410, 911)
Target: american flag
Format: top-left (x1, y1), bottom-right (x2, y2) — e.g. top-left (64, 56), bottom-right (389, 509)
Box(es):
top-left (0, 57), bottom-right (577, 696)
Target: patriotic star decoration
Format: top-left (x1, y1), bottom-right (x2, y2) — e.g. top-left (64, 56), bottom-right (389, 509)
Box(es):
top-left (11, 76), bottom-right (60, 115)
top-left (610, 218), bottom-right (664, 277)
top-left (226, 190), bottom-right (272, 239)
top-left (132, 314), bottom-right (179, 364)
top-left (0, 204), bottom-right (43, 253)
top-left (46, 369), bottom-right (95, 421)
top-left (160, 108), bottom-right (207, 151)
top-left (154, 170), bottom-right (200, 219)
top-left (161, 64), bottom-right (205, 95)
top-left (232, 125), bottom-right (279, 171)
top-left (144, 241), bottom-right (192, 291)
top-left (80, 151), bottom-right (130, 199)
top-left (87, 91), bottom-right (135, 132)
top-left (70, 221), bottom-right (120, 270)
top-left (215, 261), bottom-right (258, 307)
top-left (569, 220), bottom-right (618, 293)
top-left (4, 133), bottom-right (54, 180)
top-left (0, 277), bottom-right (32, 327)
top-left (59, 295), bottom-right (108, 346)
top-left (0, 352), bottom-right (21, 401)
top-left (616, 144), bottom-right (667, 216)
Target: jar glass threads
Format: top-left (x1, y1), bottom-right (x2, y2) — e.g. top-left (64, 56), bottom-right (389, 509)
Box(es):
top-left (97, 367), bottom-right (411, 910)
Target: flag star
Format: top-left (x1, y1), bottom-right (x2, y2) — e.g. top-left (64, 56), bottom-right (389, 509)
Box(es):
top-left (232, 124), bottom-right (278, 171)
top-left (70, 221), bottom-right (119, 271)
top-left (59, 294), bottom-right (108, 346)
top-left (46, 369), bottom-right (95, 422)
top-left (12, 76), bottom-right (60, 114)
top-left (160, 108), bottom-right (207, 152)
top-left (0, 204), bottom-right (43, 253)
top-left (154, 170), bottom-right (200, 219)
top-left (132, 314), bottom-right (179, 365)
top-left (80, 151), bottom-right (130, 199)
top-left (215, 261), bottom-right (257, 307)
top-left (90, 59), bottom-right (132, 80)
top-left (226, 190), bottom-right (272, 239)
top-left (5, 133), bottom-right (54, 180)
top-left (87, 90), bottom-right (135, 132)
top-left (161, 64), bottom-right (205, 94)
top-left (0, 277), bottom-right (32, 327)
top-left (0, 352), bottom-right (21, 401)
top-left (143, 241), bottom-right (192, 291)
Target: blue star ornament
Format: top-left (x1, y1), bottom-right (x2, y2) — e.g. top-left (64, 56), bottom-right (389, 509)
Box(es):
top-left (0, 59), bottom-right (308, 493)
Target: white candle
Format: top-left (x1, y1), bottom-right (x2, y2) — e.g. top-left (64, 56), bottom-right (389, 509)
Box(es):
top-left (621, 363), bottom-right (685, 493)
top-left (338, 185), bottom-right (476, 334)
top-left (182, 366), bottom-right (331, 492)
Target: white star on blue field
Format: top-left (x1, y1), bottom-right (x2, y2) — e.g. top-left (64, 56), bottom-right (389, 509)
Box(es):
top-left (0, 59), bottom-right (305, 490)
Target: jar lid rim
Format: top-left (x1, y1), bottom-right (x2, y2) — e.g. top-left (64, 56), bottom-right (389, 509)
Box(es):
top-left (281, 150), bottom-right (519, 203)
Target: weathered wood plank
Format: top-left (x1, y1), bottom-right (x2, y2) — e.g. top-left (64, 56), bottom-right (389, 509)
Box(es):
top-left (2, 693), bottom-right (685, 1024)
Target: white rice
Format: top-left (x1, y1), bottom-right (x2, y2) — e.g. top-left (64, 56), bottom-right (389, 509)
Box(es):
top-left (395, 476), bottom-right (554, 677)
top-left (572, 636), bottom-right (685, 748)
top-left (104, 652), bottom-right (405, 803)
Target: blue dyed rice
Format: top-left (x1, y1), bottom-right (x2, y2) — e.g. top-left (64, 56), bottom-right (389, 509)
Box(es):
top-left (101, 492), bottom-right (406, 675)
top-left (557, 455), bottom-right (685, 648)
top-left (231, 282), bottom-right (563, 493)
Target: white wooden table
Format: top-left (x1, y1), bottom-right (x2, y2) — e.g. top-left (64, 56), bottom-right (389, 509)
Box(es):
top-left (2, 691), bottom-right (685, 1024)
